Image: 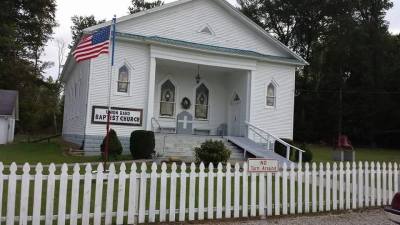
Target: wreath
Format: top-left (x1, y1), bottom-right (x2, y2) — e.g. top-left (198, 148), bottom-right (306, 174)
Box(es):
top-left (181, 97), bottom-right (191, 110)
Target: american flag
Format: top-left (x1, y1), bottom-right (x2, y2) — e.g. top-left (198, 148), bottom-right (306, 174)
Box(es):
top-left (73, 26), bottom-right (111, 62)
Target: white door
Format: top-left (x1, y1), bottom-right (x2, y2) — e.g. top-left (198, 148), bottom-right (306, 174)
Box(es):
top-left (229, 93), bottom-right (242, 136)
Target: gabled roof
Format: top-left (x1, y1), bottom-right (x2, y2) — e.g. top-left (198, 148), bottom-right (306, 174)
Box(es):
top-left (84, 0), bottom-right (307, 65)
top-left (0, 89), bottom-right (19, 118)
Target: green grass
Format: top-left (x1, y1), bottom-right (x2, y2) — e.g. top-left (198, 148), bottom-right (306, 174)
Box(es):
top-left (0, 138), bottom-right (131, 165)
top-left (308, 144), bottom-right (400, 163)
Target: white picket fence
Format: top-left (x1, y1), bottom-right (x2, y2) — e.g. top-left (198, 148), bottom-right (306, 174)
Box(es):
top-left (0, 161), bottom-right (398, 225)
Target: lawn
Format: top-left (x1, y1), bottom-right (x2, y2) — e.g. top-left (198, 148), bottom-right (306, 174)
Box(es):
top-left (0, 138), bottom-right (131, 165)
top-left (308, 144), bottom-right (400, 163)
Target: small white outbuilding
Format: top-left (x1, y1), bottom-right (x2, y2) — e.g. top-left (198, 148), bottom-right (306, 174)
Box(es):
top-left (0, 89), bottom-right (18, 144)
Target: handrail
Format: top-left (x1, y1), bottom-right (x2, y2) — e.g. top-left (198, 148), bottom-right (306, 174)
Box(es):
top-left (245, 121), bottom-right (305, 152)
top-left (151, 117), bottom-right (166, 155)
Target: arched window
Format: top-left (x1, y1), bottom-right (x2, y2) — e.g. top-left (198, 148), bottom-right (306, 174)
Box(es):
top-left (195, 83), bottom-right (209, 119)
top-left (160, 80), bottom-right (175, 117)
top-left (266, 83), bottom-right (276, 107)
top-left (117, 65), bottom-right (129, 93)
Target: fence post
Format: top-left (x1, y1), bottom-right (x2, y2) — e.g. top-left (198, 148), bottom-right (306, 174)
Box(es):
top-left (388, 162), bottom-right (393, 204)
top-left (275, 169), bottom-right (281, 216)
top-left (45, 163), bottom-right (56, 225)
top-left (82, 164), bottom-right (92, 225)
top-left (351, 162), bottom-right (357, 209)
top-left (233, 163), bottom-right (240, 218)
top-left (394, 163), bottom-right (398, 193)
top-left (304, 163), bottom-right (310, 213)
top-left (216, 163), bottom-right (223, 219)
top-left (127, 163), bottom-right (138, 224)
top-left (332, 163), bottom-right (338, 211)
top-left (242, 162), bottom-right (248, 217)
top-left (225, 162), bottom-right (232, 219)
top-left (311, 162), bottom-right (317, 212)
top-left (57, 164), bottom-right (68, 225)
top-left (377, 162), bottom-right (382, 206)
top-left (208, 163), bottom-right (214, 219)
top-left (159, 163), bottom-right (167, 222)
top-left (318, 163), bottom-right (324, 212)
top-left (345, 162), bottom-right (351, 209)
top-left (117, 163), bottom-right (127, 224)
top-left (6, 163), bottom-right (17, 225)
top-left (282, 163), bottom-right (288, 215)
top-left (290, 163), bottom-right (296, 214)
top-left (179, 163), bottom-right (187, 222)
top-left (339, 162), bottom-right (344, 210)
top-left (258, 170), bottom-right (265, 217)
top-left (198, 163), bottom-right (206, 220)
top-left (169, 163), bottom-right (177, 222)
top-left (93, 163), bottom-right (104, 225)
top-left (105, 163), bottom-right (116, 225)
top-left (382, 162), bottom-right (387, 205)
top-left (189, 163), bottom-right (196, 221)
top-left (138, 163), bottom-right (147, 223)
top-left (250, 166), bottom-right (257, 217)
top-left (297, 163), bottom-right (303, 214)
top-left (358, 161), bottom-right (364, 208)
top-left (19, 163), bottom-right (31, 225)
top-left (325, 163), bottom-right (331, 212)
top-left (364, 162), bottom-right (370, 207)
top-left (267, 171), bottom-right (273, 216)
top-left (0, 163), bottom-right (3, 225)
top-left (371, 162), bottom-right (376, 207)
top-left (70, 164), bottom-right (80, 225)
top-left (149, 163), bottom-right (157, 223)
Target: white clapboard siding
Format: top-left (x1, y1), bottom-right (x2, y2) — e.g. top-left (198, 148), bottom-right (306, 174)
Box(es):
top-left (0, 161), bottom-right (398, 225)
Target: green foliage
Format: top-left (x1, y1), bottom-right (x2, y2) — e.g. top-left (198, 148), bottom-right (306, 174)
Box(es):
top-left (70, 15), bottom-right (106, 49)
top-left (239, 0), bottom-right (400, 148)
top-left (100, 129), bottom-right (123, 158)
top-left (130, 130), bottom-right (155, 159)
top-left (274, 139), bottom-right (294, 159)
top-left (294, 143), bottom-right (313, 163)
top-left (128, 0), bottom-right (164, 14)
top-left (194, 140), bottom-right (231, 165)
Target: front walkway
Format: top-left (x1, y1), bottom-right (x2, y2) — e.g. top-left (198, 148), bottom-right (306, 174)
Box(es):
top-left (159, 208), bottom-right (392, 225)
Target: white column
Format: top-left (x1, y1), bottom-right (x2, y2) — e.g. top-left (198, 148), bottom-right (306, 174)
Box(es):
top-left (146, 57), bottom-right (156, 130)
top-left (245, 70), bottom-right (252, 137)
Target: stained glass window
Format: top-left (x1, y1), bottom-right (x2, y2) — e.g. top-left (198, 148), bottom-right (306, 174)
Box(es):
top-left (160, 80), bottom-right (175, 117)
top-left (118, 65), bottom-right (129, 93)
top-left (266, 83), bottom-right (276, 107)
top-left (195, 83), bottom-right (209, 119)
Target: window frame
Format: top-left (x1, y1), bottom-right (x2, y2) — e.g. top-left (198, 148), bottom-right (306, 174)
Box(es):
top-left (194, 82), bottom-right (210, 120)
top-left (159, 78), bottom-right (177, 118)
top-left (265, 81), bottom-right (277, 108)
top-left (116, 65), bottom-right (130, 94)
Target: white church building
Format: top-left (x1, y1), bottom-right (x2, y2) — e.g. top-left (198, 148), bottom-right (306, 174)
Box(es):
top-left (61, 0), bottom-right (307, 162)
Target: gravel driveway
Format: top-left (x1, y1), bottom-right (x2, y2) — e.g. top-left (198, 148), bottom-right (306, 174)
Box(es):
top-left (159, 209), bottom-right (394, 225)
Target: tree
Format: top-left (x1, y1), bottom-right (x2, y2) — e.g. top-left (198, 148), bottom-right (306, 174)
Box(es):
top-left (239, 0), bottom-right (400, 148)
top-left (69, 15), bottom-right (105, 49)
top-left (128, 0), bottom-right (164, 14)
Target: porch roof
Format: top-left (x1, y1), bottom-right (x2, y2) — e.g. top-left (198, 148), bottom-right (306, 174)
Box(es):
top-left (116, 32), bottom-right (305, 66)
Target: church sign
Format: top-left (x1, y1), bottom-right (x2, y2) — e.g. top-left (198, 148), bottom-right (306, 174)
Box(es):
top-left (91, 106), bottom-right (143, 126)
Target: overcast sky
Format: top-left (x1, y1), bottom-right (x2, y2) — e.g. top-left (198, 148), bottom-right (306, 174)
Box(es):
top-left (41, 0), bottom-right (400, 78)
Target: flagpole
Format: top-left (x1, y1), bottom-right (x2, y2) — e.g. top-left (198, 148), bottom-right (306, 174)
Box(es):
top-left (104, 15), bottom-right (117, 170)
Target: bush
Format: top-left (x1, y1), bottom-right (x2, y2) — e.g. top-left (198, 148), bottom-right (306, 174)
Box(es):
top-left (194, 140), bottom-right (231, 165)
top-left (294, 143), bottom-right (313, 162)
top-left (100, 129), bottom-right (123, 159)
top-left (130, 130), bottom-right (155, 159)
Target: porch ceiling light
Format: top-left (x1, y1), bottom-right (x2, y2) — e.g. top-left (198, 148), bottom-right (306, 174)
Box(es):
top-left (195, 64), bottom-right (201, 84)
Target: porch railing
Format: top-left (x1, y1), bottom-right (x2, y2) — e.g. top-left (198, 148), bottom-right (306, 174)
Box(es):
top-left (244, 121), bottom-right (305, 164)
top-left (151, 117), bottom-right (166, 155)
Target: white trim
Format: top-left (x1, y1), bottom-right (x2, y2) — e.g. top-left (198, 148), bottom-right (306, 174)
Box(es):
top-left (157, 75), bottom-right (179, 119)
